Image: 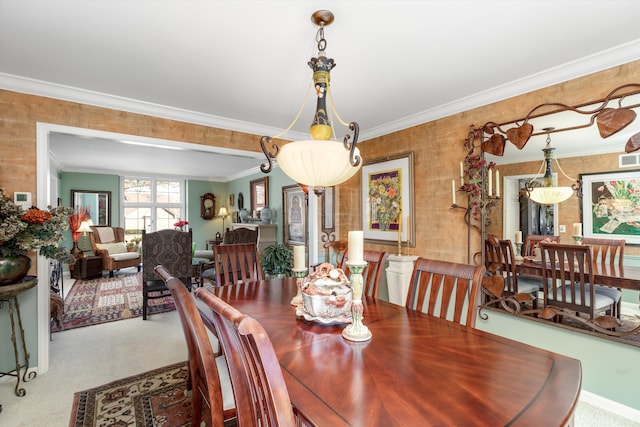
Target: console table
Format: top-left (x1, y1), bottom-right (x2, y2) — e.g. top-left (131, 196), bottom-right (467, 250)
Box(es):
top-left (0, 276), bottom-right (38, 399)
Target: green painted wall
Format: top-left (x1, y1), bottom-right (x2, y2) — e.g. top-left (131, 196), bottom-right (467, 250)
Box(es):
top-left (476, 310), bottom-right (640, 410)
top-left (227, 168), bottom-right (296, 245)
top-left (186, 180), bottom-right (229, 251)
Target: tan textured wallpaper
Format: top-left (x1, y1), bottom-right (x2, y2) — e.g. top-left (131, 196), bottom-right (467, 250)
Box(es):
top-left (1, 60), bottom-right (639, 267)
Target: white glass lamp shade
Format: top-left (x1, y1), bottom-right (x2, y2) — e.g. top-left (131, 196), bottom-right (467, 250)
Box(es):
top-left (218, 206), bottom-right (229, 217)
top-left (528, 187), bottom-right (574, 205)
top-left (277, 140), bottom-right (361, 187)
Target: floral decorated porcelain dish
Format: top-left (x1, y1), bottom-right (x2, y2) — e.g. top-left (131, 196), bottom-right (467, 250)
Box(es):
top-left (297, 263), bottom-right (353, 324)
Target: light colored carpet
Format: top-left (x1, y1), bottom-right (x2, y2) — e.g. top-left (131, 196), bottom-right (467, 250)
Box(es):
top-left (0, 310), bottom-right (186, 427)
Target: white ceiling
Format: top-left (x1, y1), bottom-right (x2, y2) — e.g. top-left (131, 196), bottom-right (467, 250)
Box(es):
top-left (1, 1), bottom-right (640, 180)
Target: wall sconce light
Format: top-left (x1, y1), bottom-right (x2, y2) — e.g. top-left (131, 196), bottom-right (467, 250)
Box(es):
top-left (259, 10), bottom-right (361, 194)
top-left (524, 128), bottom-right (578, 205)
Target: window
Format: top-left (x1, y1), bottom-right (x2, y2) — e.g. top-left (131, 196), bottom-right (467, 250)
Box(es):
top-left (122, 178), bottom-right (185, 240)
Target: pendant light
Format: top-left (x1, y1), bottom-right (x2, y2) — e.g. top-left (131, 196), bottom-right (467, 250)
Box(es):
top-left (525, 128), bottom-right (577, 205)
top-left (259, 10), bottom-right (361, 194)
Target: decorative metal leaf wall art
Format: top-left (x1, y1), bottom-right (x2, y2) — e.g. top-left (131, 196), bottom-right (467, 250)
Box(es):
top-left (476, 83), bottom-right (640, 156)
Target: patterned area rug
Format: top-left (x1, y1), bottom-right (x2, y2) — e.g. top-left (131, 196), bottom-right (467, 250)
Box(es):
top-left (69, 362), bottom-right (196, 427)
top-left (53, 272), bottom-right (175, 331)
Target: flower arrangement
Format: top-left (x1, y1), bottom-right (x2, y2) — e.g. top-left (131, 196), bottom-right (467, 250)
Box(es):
top-left (463, 154), bottom-right (497, 221)
top-left (68, 206), bottom-right (90, 242)
top-left (603, 180), bottom-right (640, 206)
top-left (368, 173), bottom-right (401, 231)
top-left (0, 189), bottom-right (76, 263)
top-left (174, 219), bottom-right (189, 231)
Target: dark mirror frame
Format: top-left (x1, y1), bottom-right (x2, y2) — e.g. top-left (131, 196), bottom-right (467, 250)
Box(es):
top-left (250, 177), bottom-right (269, 214)
top-left (71, 189), bottom-right (111, 227)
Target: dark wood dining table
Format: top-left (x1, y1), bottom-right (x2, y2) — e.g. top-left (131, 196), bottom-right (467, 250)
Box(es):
top-left (205, 277), bottom-right (581, 426)
top-left (518, 259), bottom-right (640, 291)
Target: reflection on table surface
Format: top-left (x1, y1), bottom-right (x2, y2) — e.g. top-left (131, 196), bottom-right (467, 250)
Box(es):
top-left (203, 277), bottom-right (581, 426)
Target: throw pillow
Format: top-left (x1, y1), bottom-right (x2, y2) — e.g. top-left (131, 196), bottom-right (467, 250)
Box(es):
top-left (95, 242), bottom-right (128, 255)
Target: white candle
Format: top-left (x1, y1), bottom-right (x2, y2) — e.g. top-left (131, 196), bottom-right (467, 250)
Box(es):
top-left (515, 230), bottom-right (522, 244)
top-left (348, 231), bottom-right (364, 264)
top-left (293, 245), bottom-right (306, 270)
top-left (488, 169), bottom-right (492, 196)
top-left (572, 223), bottom-right (582, 237)
top-left (496, 170), bottom-right (500, 197)
top-left (452, 179), bottom-right (456, 205)
top-left (460, 161), bottom-right (464, 186)
top-left (397, 214), bottom-right (402, 245)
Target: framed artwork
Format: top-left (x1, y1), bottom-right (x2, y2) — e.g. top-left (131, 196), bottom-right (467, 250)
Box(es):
top-left (282, 184), bottom-right (307, 246)
top-left (250, 177), bottom-right (269, 214)
top-left (71, 189), bottom-right (111, 227)
top-left (581, 169), bottom-right (640, 245)
top-left (361, 152), bottom-right (414, 245)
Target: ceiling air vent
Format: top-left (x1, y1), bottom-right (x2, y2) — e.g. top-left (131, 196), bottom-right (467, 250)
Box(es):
top-left (619, 153), bottom-right (640, 168)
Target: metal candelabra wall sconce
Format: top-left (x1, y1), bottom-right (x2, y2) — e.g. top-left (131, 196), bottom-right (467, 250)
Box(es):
top-left (450, 127), bottom-right (501, 264)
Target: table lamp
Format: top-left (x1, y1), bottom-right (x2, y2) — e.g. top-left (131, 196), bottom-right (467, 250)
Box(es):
top-left (218, 206), bottom-right (229, 233)
top-left (77, 220), bottom-right (93, 256)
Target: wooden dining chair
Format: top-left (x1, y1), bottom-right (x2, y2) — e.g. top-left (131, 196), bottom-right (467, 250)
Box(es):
top-left (340, 249), bottom-right (388, 299)
top-left (200, 229), bottom-right (259, 286)
top-left (523, 234), bottom-right (560, 257)
top-left (405, 258), bottom-right (484, 328)
top-left (154, 265), bottom-right (236, 427)
top-left (194, 287), bottom-right (297, 427)
top-left (213, 243), bottom-right (262, 286)
top-left (540, 243), bottom-right (616, 320)
top-left (582, 237), bottom-right (625, 318)
top-left (498, 239), bottom-right (540, 308)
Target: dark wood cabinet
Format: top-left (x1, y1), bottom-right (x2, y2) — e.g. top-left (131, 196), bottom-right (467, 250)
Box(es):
top-left (71, 256), bottom-right (102, 280)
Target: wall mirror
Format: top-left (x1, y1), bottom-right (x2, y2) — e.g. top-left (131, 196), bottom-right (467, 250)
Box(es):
top-left (71, 189), bottom-right (111, 226)
top-left (250, 177), bottom-right (269, 214)
top-left (476, 84), bottom-right (640, 348)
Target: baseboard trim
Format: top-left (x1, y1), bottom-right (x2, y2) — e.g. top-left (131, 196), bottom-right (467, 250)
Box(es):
top-left (580, 389), bottom-right (640, 421)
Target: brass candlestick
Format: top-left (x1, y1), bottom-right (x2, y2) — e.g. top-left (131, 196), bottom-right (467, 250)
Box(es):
top-left (342, 261), bottom-right (372, 342)
top-left (290, 269), bottom-right (307, 306)
top-left (515, 242), bottom-right (524, 262)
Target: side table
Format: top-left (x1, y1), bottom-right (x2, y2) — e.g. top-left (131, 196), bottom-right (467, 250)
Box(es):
top-left (71, 255), bottom-right (103, 279)
top-left (0, 276), bottom-right (38, 398)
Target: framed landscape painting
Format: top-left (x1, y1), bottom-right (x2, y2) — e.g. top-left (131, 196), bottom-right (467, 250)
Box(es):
top-left (580, 169), bottom-right (640, 245)
top-left (361, 152), bottom-right (414, 246)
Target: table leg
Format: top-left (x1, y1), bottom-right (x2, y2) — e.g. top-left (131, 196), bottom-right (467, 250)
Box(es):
top-left (4, 296), bottom-right (37, 397)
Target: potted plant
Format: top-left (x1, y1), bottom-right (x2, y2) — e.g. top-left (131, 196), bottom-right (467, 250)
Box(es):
top-left (261, 243), bottom-right (293, 278)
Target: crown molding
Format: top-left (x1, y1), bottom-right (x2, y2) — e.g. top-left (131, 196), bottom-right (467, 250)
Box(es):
top-left (359, 39), bottom-right (640, 141)
top-left (2, 39), bottom-right (639, 143)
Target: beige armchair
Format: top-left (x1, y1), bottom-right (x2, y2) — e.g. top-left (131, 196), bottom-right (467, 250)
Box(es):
top-left (90, 226), bottom-right (141, 277)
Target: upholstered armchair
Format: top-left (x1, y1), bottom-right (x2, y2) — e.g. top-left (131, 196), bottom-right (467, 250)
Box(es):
top-left (90, 226), bottom-right (141, 277)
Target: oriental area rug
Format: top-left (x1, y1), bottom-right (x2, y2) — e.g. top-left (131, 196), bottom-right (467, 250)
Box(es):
top-left (53, 273), bottom-right (175, 331)
top-left (69, 362), bottom-right (195, 427)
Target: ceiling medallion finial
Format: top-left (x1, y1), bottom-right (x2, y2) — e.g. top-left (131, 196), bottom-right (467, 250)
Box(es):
top-left (259, 10), bottom-right (361, 192)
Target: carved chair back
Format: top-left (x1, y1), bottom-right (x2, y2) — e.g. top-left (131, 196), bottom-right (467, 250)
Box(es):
top-left (406, 258), bottom-right (484, 328)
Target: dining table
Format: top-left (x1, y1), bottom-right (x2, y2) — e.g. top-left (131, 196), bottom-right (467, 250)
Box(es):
top-left (204, 277), bottom-right (582, 426)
